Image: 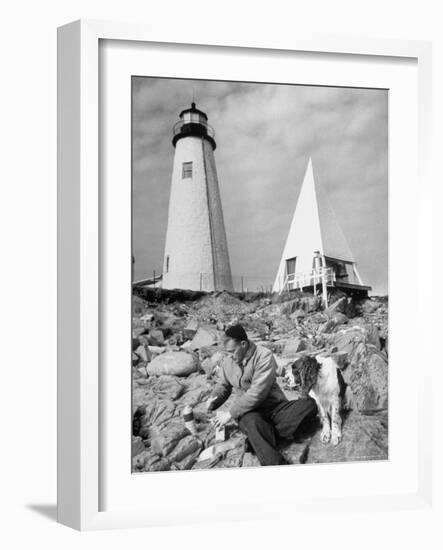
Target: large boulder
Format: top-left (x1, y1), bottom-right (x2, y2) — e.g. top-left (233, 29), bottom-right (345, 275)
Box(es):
top-left (332, 327), bottom-right (388, 413)
top-left (146, 351), bottom-right (199, 377)
top-left (349, 352), bottom-right (388, 412)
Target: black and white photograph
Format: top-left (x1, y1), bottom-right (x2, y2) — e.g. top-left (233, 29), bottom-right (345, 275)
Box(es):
top-left (131, 77), bottom-right (389, 473)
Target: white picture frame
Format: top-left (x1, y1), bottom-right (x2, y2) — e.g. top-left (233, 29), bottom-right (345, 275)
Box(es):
top-left (57, 19), bottom-right (433, 531)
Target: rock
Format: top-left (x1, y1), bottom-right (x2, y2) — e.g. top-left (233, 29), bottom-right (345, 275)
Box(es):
top-left (180, 340), bottom-right (193, 351)
top-left (282, 337), bottom-right (307, 358)
top-left (178, 386), bottom-right (211, 408)
top-left (359, 299), bottom-right (381, 314)
top-left (173, 448), bottom-right (203, 470)
top-left (148, 458), bottom-right (171, 472)
top-left (192, 454), bottom-right (224, 469)
top-left (275, 356), bottom-right (293, 377)
top-left (150, 375), bottom-right (185, 400)
top-left (148, 345), bottom-right (166, 354)
top-left (330, 351), bottom-right (348, 369)
top-left (200, 351), bottom-right (226, 376)
top-left (332, 327), bottom-right (368, 365)
top-left (149, 420), bottom-right (189, 456)
top-left (132, 450), bottom-right (156, 471)
top-left (280, 442), bottom-right (310, 464)
top-left (325, 296), bottom-right (347, 316)
top-left (132, 436), bottom-right (145, 456)
top-left (148, 329), bottom-right (165, 346)
top-left (147, 351), bottom-right (199, 377)
top-left (318, 319), bottom-right (337, 334)
top-left (344, 301), bottom-right (357, 318)
top-left (168, 435), bottom-right (202, 463)
top-left (332, 327), bottom-right (388, 413)
top-left (218, 447), bottom-right (245, 468)
top-left (242, 452), bottom-right (261, 468)
top-left (366, 325), bottom-right (381, 349)
top-left (300, 295), bottom-right (322, 313)
top-left (133, 326), bottom-right (148, 338)
top-left (349, 352), bottom-right (388, 412)
top-left (332, 312), bottom-right (348, 325)
top-left (137, 365), bottom-right (148, 377)
top-left (306, 412), bottom-right (388, 463)
top-left (139, 312), bottom-right (154, 324)
top-left (197, 436), bottom-right (245, 462)
top-left (183, 318), bottom-right (199, 340)
top-left (242, 318), bottom-right (270, 339)
top-left (131, 449), bottom-right (171, 472)
top-left (189, 325), bottom-right (220, 350)
top-left (290, 309), bottom-right (306, 320)
top-left (134, 398), bottom-right (177, 438)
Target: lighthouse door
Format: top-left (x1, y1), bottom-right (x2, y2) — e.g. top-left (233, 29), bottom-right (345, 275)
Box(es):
top-left (285, 257), bottom-right (297, 290)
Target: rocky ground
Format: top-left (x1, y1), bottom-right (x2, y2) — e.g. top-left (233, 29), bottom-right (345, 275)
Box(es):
top-left (131, 288), bottom-right (388, 472)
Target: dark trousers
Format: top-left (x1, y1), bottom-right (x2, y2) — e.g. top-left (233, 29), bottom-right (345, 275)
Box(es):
top-left (238, 398), bottom-right (317, 466)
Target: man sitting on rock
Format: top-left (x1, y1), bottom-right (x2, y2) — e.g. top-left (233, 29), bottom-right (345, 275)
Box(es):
top-left (207, 324), bottom-right (317, 466)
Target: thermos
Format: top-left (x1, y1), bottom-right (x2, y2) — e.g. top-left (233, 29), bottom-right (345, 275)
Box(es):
top-left (183, 405), bottom-right (197, 435)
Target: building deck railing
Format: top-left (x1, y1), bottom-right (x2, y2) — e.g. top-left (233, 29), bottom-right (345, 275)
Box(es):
top-left (280, 267), bottom-right (336, 295)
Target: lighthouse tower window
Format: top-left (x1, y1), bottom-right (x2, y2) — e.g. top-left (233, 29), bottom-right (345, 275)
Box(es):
top-left (182, 161), bottom-right (193, 179)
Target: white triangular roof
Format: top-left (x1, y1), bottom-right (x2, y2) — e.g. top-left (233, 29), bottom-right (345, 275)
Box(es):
top-left (273, 158), bottom-right (355, 291)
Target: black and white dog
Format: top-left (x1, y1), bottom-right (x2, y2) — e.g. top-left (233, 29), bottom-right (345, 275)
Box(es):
top-left (286, 355), bottom-right (351, 446)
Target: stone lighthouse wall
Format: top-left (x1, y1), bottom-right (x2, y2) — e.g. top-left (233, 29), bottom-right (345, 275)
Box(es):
top-left (162, 136), bottom-right (233, 291)
top-left (202, 139), bottom-right (234, 291)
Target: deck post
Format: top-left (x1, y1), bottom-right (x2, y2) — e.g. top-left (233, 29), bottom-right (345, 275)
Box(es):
top-left (321, 269), bottom-right (328, 307)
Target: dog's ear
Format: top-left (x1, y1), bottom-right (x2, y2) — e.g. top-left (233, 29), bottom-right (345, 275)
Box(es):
top-left (304, 356), bottom-right (320, 390)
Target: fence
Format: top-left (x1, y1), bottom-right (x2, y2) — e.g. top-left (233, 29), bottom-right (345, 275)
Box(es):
top-left (133, 270), bottom-right (275, 293)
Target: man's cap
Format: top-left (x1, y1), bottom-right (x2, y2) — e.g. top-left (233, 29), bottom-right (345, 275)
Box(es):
top-left (225, 324), bottom-right (248, 342)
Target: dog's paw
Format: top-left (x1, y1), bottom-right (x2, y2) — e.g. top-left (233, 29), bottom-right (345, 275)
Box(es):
top-left (320, 429), bottom-right (331, 444)
top-left (330, 431), bottom-right (342, 446)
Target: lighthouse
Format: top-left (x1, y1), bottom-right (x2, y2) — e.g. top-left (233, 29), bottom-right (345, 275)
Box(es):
top-left (162, 103), bottom-right (234, 292)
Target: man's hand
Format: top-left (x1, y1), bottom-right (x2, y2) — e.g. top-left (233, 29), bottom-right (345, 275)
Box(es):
top-left (214, 410), bottom-right (232, 429)
top-left (206, 395), bottom-right (219, 412)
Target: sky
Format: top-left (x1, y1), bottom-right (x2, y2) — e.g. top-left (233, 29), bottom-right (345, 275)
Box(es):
top-left (132, 77), bottom-right (388, 295)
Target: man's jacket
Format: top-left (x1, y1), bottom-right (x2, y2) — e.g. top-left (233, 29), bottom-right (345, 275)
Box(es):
top-left (210, 342), bottom-right (287, 420)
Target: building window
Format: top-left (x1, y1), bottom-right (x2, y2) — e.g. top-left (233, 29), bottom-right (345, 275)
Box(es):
top-left (166, 255), bottom-right (170, 273)
top-left (182, 162), bottom-right (193, 179)
top-left (325, 257), bottom-right (349, 280)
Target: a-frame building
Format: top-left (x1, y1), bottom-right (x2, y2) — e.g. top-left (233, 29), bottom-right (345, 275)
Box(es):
top-left (273, 158), bottom-right (371, 298)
